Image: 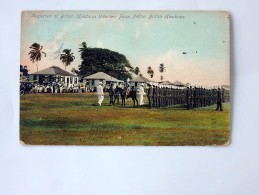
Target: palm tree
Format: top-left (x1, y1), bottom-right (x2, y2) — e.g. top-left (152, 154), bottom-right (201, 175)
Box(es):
top-left (159, 63), bottom-right (165, 73)
top-left (134, 67), bottom-right (140, 76)
top-left (160, 75), bottom-right (164, 81)
top-left (71, 68), bottom-right (76, 74)
top-left (78, 42), bottom-right (88, 59)
top-left (60, 49), bottom-right (75, 70)
top-left (159, 63), bottom-right (165, 81)
top-left (147, 66), bottom-right (154, 78)
top-left (28, 43), bottom-right (46, 72)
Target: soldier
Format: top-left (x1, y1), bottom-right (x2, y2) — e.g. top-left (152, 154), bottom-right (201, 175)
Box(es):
top-left (161, 85), bottom-right (165, 107)
top-left (175, 88), bottom-right (178, 105)
top-left (166, 86), bottom-right (170, 107)
top-left (193, 86), bottom-right (197, 108)
top-left (152, 83), bottom-right (157, 108)
top-left (147, 83), bottom-right (153, 108)
top-left (159, 85), bottom-right (163, 108)
top-left (186, 86), bottom-right (191, 109)
top-left (190, 86), bottom-right (193, 109)
top-left (168, 86), bottom-right (172, 107)
top-left (197, 87), bottom-right (202, 108)
top-left (114, 85), bottom-right (120, 105)
top-left (157, 84), bottom-right (160, 108)
top-left (216, 87), bottom-right (223, 111)
top-left (108, 83), bottom-right (115, 105)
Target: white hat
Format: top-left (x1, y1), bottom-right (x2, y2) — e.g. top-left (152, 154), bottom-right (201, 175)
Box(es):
top-left (99, 82), bottom-right (103, 85)
top-left (141, 83), bottom-right (144, 86)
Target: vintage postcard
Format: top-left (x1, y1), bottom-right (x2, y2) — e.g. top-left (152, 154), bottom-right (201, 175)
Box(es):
top-left (20, 11), bottom-right (230, 145)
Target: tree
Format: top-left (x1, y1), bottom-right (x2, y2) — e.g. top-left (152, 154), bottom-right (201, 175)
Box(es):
top-left (28, 43), bottom-right (46, 72)
top-left (78, 42), bottom-right (87, 58)
top-left (160, 75), bottom-right (164, 81)
top-left (159, 63), bottom-right (165, 81)
top-left (77, 42), bottom-right (134, 81)
top-left (60, 49), bottom-right (75, 70)
top-left (147, 66), bottom-right (154, 78)
top-left (71, 68), bottom-right (76, 74)
top-left (159, 63), bottom-right (165, 73)
top-left (134, 67), bottom-right (140, 76)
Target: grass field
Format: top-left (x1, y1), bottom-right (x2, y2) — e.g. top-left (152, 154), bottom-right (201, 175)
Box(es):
top-left (20, 93), bottom-right (230, 146)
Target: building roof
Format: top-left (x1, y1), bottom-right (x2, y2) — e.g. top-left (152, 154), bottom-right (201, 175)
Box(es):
top-left (172, 80), bottom-right (184, 86)
top-left (30, 66), bottom-right (76, 76)
top-left (130, 75), bottom-right (151, 83)
top-left (84, 72), bottom-right (121, 81)
top-left (159, 80), bottom-right (173, 85)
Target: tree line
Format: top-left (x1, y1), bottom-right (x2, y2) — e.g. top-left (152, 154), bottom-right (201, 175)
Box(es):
top-left (28, 42), bottom-right (166, 81)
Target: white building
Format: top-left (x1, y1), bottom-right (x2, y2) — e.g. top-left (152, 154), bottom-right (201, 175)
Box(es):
top-left (83, 72), bottom-right (123, 88)
top-left (29, 66), bottom-right (79, 86)
top-left (129, 75), bottom-right (151, 89)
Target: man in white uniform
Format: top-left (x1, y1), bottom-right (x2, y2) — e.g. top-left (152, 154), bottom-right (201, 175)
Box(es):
top-left (139, 83), bottom-right (146, 105)
top-left (97, 82), bottom-right (104, 106)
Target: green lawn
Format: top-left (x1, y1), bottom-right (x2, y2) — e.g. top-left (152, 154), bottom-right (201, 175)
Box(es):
top-left (20, 93), bottom-right (230, 146)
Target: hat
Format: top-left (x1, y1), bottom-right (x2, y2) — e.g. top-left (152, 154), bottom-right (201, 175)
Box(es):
top-left (141, 83), bottom-right (144, 86)
top-left (99, 82), bottom-right (103, 85)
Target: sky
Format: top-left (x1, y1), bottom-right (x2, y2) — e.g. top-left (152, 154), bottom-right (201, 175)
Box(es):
top-left (20, 11), bottom-right (230, 86)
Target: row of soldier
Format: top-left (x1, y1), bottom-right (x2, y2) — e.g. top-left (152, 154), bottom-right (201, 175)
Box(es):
top-left (146, 83), bottom-right (230, 110)
top-left (185, 86), bottom-right (230, 110)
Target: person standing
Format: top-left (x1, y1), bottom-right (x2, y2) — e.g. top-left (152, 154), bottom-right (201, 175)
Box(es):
top-left (97, 82), bottom-right (104, 106)
top-left (147, 83), bottom-right (153, 108)
top-left (108, 83), bottom-right (115, 105)
top-left (139, 83), bottom-right (146, 105)
top-left (216, 87), bottom-right (223, 111)
top-left (114, 85), bottom-right (120, 105)
top-left (186, 86), bottom-right (191, 109)
top-left (153, 84), bottom-right (157, 108)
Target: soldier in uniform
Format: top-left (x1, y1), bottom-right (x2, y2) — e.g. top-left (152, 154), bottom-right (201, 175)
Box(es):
top-left (161, 85), bottom-right (165, 107)
top-left (147, 83), bottom-right (153, 108)
top-left (186, 86), bottom-right (191, 109)
top-left (114, 85), bottom-right (120, 105)
top-left (165, 86), bottom-right (169, 107)
top-left (108, 83), bottom-right (115, 105)
top-left (153, 83), bottom-right (157, 108)
top-left (193, 86), bottom-right (197, 108)
top-left (169, 86), bottom-right (172, 107)
top-left (189, 86), bottom-right (193, 109)
top-left (157, 84), bottom-right (161, 108)
top-left (198, 87), bottom-right (201, 107)
top-left (216, 87), bottom-right (223, 111)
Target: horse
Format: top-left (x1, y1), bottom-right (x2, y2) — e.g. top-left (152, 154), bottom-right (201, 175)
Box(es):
top-left (126, 88), bottom-right (138, 107)
top-left (117, 86), bottom-right (138, 107)
top-left (118, 87), bottom-right (127, 107)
